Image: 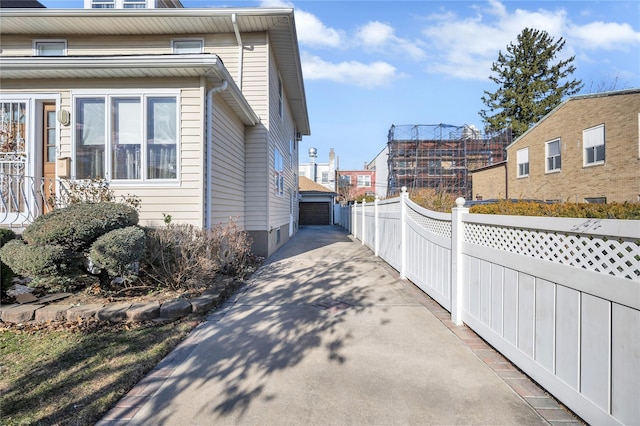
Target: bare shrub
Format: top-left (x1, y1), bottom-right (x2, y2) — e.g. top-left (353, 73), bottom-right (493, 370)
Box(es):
top-left (409, 188), bottom-right (457, 212)
top-left (141, 220), bottom-right (254, 291)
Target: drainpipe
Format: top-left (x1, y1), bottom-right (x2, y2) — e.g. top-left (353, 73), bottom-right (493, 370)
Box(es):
top-left (232, 13), bottom-right (243, 90)
top-left (205, 79), bottom-right (229, 229)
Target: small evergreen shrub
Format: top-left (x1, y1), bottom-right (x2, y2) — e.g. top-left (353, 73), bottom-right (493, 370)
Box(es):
top-left (23, 202), bottom-right (139, 251)
top-left (89, 226), bottom-right (146, 281)
top-left (0, 239), bottom-right (68, 280)
top-left (0, 228), bottom-right (17, 298)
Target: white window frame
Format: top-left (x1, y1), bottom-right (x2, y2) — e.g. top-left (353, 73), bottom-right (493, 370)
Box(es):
top-left (33, 40), bottom-right (67, 56)
top-left (583, 124), bottom-right (605, 166)
top-left (171, 38), bottom-right (204, 54)
top-left (516, 148), bottom-right (529, 178)
top-left (357, 175), bottom-right (371, 188)
top-left (274, 147), bottom-right (284, 196)
top-left (545, 138), bottom-right (561, 173)
top-left (71, 89), bottom-right (180, 185)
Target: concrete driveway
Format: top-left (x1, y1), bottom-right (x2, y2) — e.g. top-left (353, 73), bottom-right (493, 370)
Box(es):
top-left (99, 225), bottom-right (579, 425)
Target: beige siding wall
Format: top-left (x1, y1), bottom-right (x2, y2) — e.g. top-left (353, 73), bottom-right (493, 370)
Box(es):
top-left (507, 92), bottom-right (640, 203)
top-left (0, 78), bottom-right (206, 227)
top-left (267, 42), bottom-right (297, 233)
top-left (471, 165), bottom-right (507, 200)
top-left (242, 33), bottom-right (269, 232)
top-left (210, 93), bottom-right (245, 227)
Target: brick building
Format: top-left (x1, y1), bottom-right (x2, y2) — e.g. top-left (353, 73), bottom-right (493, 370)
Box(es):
top-left (337, 170), bottom-right (376, 201)
top-left (472, 89), bottom-right (640, 203)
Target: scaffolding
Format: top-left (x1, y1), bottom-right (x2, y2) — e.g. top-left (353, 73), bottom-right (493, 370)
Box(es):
top-left (387, 124), bottom-right (511, 199)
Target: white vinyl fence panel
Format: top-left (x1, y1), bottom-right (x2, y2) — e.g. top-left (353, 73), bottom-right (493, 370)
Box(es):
top-left (336, 188), bottom-right (640, 426)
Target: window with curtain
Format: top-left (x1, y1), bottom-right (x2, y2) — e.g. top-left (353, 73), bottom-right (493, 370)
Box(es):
top-left (583, 124), bottom-right (605, 166)
top-left (517, 148), bottom-right (529, 177)
top-left (546, 139), bottom-right (561, 172)
top-left (74, 93), bottom-right (178, 182)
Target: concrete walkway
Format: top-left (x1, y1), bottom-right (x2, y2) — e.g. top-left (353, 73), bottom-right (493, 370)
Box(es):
top-left (99, 225), bottom-right (581, 425)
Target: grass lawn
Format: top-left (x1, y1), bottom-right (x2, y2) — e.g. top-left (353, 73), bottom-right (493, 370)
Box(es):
top-left (0, 317), bottom-right (201, 425)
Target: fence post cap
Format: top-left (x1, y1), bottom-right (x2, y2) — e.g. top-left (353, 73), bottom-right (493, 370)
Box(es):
top-left (455, 197), bottom-right (466, 207)
top-left (401, 186), bottom-right (407, 193)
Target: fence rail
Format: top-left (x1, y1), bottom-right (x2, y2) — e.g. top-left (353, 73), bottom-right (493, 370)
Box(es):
top-left (336, 189), bottom-right (639, 426)
top-left (0, 174), bottom-right (69, 228)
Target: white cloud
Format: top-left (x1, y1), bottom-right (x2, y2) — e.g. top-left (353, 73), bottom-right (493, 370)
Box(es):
top-left (301, 52), bottom-right (403, 88)
top-left (569, 21), bottom-right (640, 50)
top-left (355, 21), bottom-right (426, 60)
top-left (260, 0), bottom-right (343, 48)
top-left (295, 10), bottom-right (344, 48)
top-left (420, 1), bottom-right (639, 81)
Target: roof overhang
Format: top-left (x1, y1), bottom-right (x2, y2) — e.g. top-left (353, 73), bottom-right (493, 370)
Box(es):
top-left (0, 7), bottom-right (309, 134)
top-left (0, 53), bottom-right (260, 125)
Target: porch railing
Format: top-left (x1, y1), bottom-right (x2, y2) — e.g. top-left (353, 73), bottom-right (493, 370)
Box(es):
top-left (337, 188), bottom-right (640, 426)
top-left (0, 173), bottom-right (70, 228)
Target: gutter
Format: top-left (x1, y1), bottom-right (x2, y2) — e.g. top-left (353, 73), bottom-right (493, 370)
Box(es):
top-left (205, 79), bottom-right (229, 229)
top-left (232, 13), bottom-right (243, 90)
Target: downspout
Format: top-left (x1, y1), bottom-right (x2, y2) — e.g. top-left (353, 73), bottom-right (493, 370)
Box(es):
top-left (232, 13), bottom-right (243, 90)
top-left (205, 79), bottom-right (229, 229)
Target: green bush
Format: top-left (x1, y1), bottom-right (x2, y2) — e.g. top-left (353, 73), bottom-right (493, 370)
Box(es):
top-left (0, 239), bottom-right (68, 280)
top-left (89, 226), bottom-right (146, 281)
top-left (23, 202), bottom-right (139, 251)
top-left (0, 228), bottom-right (17, 298)
top-left (469, 200), bottom-right (640, 219)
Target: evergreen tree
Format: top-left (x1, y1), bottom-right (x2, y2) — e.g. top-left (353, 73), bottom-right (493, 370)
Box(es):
top-left (480, 28), bottom-right (583, 138)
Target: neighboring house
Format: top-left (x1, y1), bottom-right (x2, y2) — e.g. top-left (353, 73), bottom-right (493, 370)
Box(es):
top-left (366, 145), bottom-right (388, 199)
top-left (298, 176), bottom-right (336, 225)
top-left (472, 89), bottom-right (639, 204)
top-left (298, 147), bottom-right (337, 192)
top-left (337, 170), bottom-right (376, 201)
top-left (0, 5), bottom-right (310, 257)
top-left (469, 161), bottom-right (507, 201)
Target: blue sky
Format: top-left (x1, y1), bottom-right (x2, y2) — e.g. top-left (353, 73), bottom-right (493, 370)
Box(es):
top-left (42, 0), bottom-right (640, 169)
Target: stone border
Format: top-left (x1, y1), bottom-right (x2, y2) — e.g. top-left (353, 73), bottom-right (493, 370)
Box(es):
top-left (0, 279), bottom-right (243, 325)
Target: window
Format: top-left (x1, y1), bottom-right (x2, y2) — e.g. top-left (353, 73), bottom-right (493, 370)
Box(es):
top-left (34, 40), bottom-right (66, 56)
top-left (517, 148), bottom-right (529, 177)
top-left (357, 175), bottom-right (371, 187)
top-left (274, 148), bottom-right (284, 196)
top-left (584, 124), bottom-right (605, 166)
top-left (546, 139), bottom-right (561, 172)
top-left (321, 171), bottom-right (329, 184)
top-left (74, 93), bottom-right (178, 182)
top-left (172, 39), bottom-right (204, 54)
top-left (90, 0), bottom-right (115, 7)
top-left (289, 139), bottom-right (294, 165)
top-left (584, 197), bottom-right (606, 204)
top-left (339, 175), bottom-right (352, 188)
top-left (278, 76), bottom-right (283, 119)
top-left (123, 0), bottom-right (146, 7)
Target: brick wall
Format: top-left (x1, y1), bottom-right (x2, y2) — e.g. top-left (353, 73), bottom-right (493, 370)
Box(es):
top-left (506, 91), bottom-right (640, 203)
top-left (471, 164), bottom-right (507, 200)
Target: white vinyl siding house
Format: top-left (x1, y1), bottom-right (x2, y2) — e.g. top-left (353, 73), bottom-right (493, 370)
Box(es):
top-left (0, 8), bottom-right (310, 257)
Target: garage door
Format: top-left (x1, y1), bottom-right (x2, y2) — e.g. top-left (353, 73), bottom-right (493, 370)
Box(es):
top-left (299, 202), bottom-right (330, 225)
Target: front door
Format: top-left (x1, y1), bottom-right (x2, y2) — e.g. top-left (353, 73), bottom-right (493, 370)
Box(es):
top-left (42, 103), bottom-right (56, 210)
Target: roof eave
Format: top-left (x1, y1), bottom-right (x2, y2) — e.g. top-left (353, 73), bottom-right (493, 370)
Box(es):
top-left (0, 54), bottom-right (260, 125)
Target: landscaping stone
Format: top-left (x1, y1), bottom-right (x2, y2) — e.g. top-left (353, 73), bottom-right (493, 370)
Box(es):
top-left (159, 299), bottom-right (192, 319)
top-left (189, 296), bottom-right (216, 314)
top-left (0, 304), bottom-right (19, 322)
top-left (1, 304), bottom-right (43, 323)
top-left (127, 302), bottom-right (160, 322)
top-left (35, 304), bottom-right (73, 322)
top-left (66, 304), bottom-right (104, 321)
top-left (97, 303), bottom-right (132, 322)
